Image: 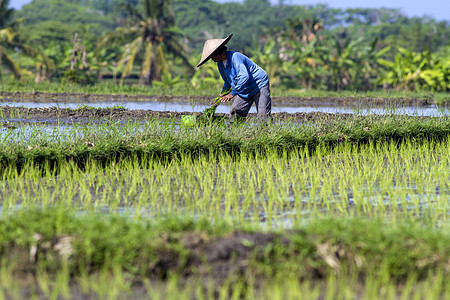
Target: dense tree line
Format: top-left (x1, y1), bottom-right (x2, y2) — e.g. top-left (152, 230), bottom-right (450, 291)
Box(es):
top-left (1, 0), bottom-right (448, 91)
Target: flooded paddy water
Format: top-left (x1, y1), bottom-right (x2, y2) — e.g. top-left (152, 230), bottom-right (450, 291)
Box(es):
top-left (1, 97), bottom-right (449, 116)
top-left (1, 92), bottom-right (449, 144)
top-left (1, 106), bottom-right (448, 143)
top-left (0, 143), bottom-right (448, 229)
top-left (1, 93), bottom-right (448, 138)
top-left (1, 117), bottom-right (449, 229)
top-left (1, 90), bottom-right (449, 117)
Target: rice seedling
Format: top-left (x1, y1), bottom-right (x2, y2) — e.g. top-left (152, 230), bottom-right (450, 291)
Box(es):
top-left (0, 114), bottom-right (449, 298)
top-left (1, 132), bottom-right (448, 228)
top-left (180, 88), bottom-right (232, 127)
top-left (1, 114), bottom-right (449, 173)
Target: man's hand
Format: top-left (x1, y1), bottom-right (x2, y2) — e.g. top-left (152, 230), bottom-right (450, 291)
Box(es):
top-left (220, 93), bottom-right (234, 102)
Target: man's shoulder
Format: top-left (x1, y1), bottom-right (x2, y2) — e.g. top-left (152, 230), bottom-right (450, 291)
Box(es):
top-left (229, 51), bottom-right (249, 62)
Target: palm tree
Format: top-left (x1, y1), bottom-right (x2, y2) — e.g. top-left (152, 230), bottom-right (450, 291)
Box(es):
top-left (0, 0), bottom-right (54, 81)
top-left (98, 0), bottom-right (193, 85)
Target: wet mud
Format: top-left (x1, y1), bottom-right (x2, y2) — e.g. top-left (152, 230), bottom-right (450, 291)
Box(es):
top-left (0, 91), bottom-right (441, 125)
top-left (0, 105), bottom-right (357, 124)
top-left (0, 91), bottom-right (437, 107)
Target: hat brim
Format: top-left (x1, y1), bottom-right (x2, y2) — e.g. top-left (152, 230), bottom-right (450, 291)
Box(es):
top-left (196, 34), bottom-right (233, 68)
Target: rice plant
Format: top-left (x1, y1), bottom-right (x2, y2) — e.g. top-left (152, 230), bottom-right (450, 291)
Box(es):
top-left (0, 116), bottom-right (449, 298)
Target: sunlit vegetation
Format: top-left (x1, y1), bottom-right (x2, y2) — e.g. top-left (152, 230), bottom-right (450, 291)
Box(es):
top-left (0, 0), bottom-right (446, 93)
top-left (1, 131), bottom-right (449, 224)
top-left (0, 119), bottom-right (449, 298)
top-left (0, 115), bottom-right (449, 169)
top-left (0, 0), bottom-right (449, 298)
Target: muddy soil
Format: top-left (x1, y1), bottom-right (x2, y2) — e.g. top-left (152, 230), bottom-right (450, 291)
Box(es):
top-left (0, 105), bottom-right (356, 124)
top-left (0, 91), bottom-right (437, 107)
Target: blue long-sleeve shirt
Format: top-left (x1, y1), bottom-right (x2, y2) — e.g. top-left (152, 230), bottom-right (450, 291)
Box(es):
top-left (218, 51), bottom-right (269, 99)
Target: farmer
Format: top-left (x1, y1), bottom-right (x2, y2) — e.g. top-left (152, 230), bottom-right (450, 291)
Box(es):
top-left (197, 33), bottom-right (271, 121)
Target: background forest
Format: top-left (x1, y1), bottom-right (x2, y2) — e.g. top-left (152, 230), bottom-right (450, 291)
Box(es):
top-left (1, 0), bottom-right (449, 92)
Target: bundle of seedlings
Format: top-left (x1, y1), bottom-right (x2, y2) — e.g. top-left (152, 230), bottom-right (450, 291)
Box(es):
top-left (181, 88), bottom-right (232, 127)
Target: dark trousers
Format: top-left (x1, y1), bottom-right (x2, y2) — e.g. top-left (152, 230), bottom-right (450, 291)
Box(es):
top-left (230, 84), bottom-right (271, 120)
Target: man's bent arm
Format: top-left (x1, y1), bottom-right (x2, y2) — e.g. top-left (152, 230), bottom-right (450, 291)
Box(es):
top-left (231, 63), bottom-right (249, 96)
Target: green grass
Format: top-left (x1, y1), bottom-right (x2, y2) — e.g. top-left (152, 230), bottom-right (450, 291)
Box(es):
top-left (1, 114), bottom-right (449, 171)
top-left (74, 104), bottom-right (126, 110)
top-left (1, 78), bottom-right (449, 104)
top-left (0, 209), bottom-right (447, 299)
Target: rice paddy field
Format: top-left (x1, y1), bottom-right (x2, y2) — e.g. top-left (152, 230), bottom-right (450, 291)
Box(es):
top-left (0, 90), bottom-right (449, 299)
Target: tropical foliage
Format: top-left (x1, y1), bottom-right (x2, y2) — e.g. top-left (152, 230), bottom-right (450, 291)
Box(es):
top-left (0, 0), bottom-right (20, 80)
top-left (2, 0), bottom-right (449, 92)
top-left (98, 0), bottom-right (193, 85)
top-left (377, 47), bottom-right (450, 91)
top-left (0, 0), bottom-right (54, 82)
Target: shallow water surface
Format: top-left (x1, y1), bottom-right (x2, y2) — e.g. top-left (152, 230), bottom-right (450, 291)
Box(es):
top-left (1, 101), bottom-right (449, 116)
top-left (0, 122), bottom-right (161, 141)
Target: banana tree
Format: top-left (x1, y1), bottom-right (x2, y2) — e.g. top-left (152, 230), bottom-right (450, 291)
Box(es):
top-left (318, 36), bottom-right (390, 91)
top-left (249, 38), bottom-right (285, 86)
top-left (378, 47), bottom-right (449, 91)
top-left (152, 72), bottom-right (182, 88)
top-left (274, 16), bottom-right (326, 89)
top-left (356, 38), bottom-right (391, 90)
top-left (284, 37), bottom-right (325, 89)
top-left (317, 37), bottom-right (358, 91)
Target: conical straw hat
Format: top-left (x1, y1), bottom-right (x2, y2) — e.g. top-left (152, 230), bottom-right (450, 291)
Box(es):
top-left (196, 34), bottom-right (233, 68)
